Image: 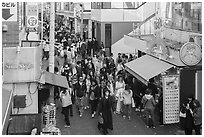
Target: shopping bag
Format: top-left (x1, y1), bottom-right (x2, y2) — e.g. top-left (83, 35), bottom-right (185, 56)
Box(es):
top-left (98, 115), bottom-right (104, 124)
top-left (131, 97), bottom-right (135, 108)
top-left (179, 111), bottom-right (186, 118)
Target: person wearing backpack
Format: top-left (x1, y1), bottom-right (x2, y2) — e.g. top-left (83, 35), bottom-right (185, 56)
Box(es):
top-left (141, 88), bottom-right (156, 128)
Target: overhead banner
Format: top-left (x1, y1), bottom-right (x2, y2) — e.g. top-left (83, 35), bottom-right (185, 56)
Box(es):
top-left (163, 75), bottom-right (180, 124)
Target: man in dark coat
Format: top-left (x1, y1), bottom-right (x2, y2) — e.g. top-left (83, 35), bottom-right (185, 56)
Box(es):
top-left (92, 37), bottom-right (99, 55)
top-left (98, 89), bottom-right (114, 135)
top-left (87, 38), bottom-right (92, 56)
top-left (80, 40), bottom-right (87, 60)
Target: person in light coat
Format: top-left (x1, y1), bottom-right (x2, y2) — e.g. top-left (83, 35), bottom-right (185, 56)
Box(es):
top-left (122, 85), bottom-right (133, 120)
top-left (115, 75), bottom-right (125, 114)
top-left (60, 88), bottom-right (72, 128)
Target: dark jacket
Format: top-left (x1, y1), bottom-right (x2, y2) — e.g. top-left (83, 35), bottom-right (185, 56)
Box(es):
top-left (98, 96), bottom-right (114, 130)
top-left (74, 82), bottom-right (86, 98)
top-left (193, 107), bottom-right (202, 125)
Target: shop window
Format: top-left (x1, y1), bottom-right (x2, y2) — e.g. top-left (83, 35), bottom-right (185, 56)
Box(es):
top-left (123, 2), bottom-right (135, 9)
top-left (102, 2), bottom-right (111, 9)
top-left (105, 24), bottom-right (111, 48)
top-left (165, 2), bottom-right (202, 33)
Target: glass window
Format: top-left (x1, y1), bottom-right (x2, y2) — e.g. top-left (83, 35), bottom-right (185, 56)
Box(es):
top-left (165, 2), bottom-right (202, 33)
top-left (111, 2), bottom-right (123, 8)
top-left (91, 2), bottom-right (102, 9)
top-left (102, 2), bottom-right (111, 9)
top-left (123, 2), bottom-right (135, 9)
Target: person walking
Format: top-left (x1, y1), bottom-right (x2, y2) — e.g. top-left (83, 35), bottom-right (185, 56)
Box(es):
top-left (89, 79), bottom-right (100, 118)
top-left (183, 96), bottom-right (195, 135)
top-left (98, 89), bottom-right (114, 135)
top-left (74, 77), bottom-right (87, 118)
top-left (190, 99), bottom-right (202, 135)
top-left (141, 88), bottom-right (156, 128)
top-left (60, 88), bottom-right (72, 127)
top-left (115, 75), bottom-right (125, 114)
top-left (122, 85), bottom-right (133, 120)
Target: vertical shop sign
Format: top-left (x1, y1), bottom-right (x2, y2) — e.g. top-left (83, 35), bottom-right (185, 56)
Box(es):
top-left (26, 3), bottom-right (38, 30)
top-left (163, 75), bottom-right (180, 124)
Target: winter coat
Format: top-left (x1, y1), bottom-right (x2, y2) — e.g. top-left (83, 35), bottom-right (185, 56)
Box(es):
top-left (193, 107), bottom-right (202, 125)
top-left (98, 96), bottom-right (114, 130)
top-left (74, 82), bottom-right (86, 98)
top-left (123, 90), bottom-right (133, 105)
top-left (60, 89), bottom-right (72, 107)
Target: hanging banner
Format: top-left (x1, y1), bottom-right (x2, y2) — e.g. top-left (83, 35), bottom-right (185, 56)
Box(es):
top-left (163, 75), bottom-right (180, 124)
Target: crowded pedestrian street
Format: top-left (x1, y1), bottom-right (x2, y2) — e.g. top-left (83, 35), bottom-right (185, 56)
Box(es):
top-left (55, 103), bottom-right (183, 135)
top-left (2, 2), bottom-right (202, 135)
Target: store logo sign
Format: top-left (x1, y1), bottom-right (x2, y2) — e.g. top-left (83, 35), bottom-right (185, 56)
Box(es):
top-left (4, 62), bottom-right (34, 70)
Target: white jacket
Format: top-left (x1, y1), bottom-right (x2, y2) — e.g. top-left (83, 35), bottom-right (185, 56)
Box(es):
top-left (60, 89), bottom-right (72, 107)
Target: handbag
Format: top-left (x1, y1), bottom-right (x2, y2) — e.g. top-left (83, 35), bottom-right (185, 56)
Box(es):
top-left (131, 97), bottom-right (135, 108)
top-left (179, 111), bottom-right (186, 118)
top-left (98, 115), bottom-right (104, 124)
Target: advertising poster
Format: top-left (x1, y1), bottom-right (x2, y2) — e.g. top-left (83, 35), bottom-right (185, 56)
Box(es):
top-left (163, 75), bottom-right (180, 124)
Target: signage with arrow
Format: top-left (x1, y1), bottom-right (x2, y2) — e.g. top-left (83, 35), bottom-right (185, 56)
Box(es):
top-left (2, 2), bottom-right (17, 21)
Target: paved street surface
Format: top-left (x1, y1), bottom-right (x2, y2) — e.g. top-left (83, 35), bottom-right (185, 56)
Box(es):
top-left (55, 104), bottom-right (184, 135)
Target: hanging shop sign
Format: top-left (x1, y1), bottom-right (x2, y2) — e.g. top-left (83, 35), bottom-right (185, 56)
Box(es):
top-left (3, 46), bottom-right (42, 83)
top-left (163, 75), bottom-right (180, 124)
top-left (26, 3), bottom-right (38, 29)
top-left (179, 42), bottom-right (202, 66)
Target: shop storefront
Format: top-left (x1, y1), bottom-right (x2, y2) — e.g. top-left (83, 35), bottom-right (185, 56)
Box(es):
top-left (3, 46), bottom-right (68, 134)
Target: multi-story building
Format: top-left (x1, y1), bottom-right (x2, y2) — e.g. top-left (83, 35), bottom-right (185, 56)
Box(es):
top-left (120, 2), bottom-right (202, 124)
top-left (55, 2), bottom-right (91, 39)
top-left (90, 2), bottom-right (146, 55)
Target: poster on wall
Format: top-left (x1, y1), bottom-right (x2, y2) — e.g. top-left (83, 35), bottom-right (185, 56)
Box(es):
top-left (163, 75), bottom-right (180, 124)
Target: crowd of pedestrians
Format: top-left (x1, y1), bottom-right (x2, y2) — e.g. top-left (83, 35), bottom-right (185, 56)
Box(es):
top-left (41, 21), bottom-right (201, 135)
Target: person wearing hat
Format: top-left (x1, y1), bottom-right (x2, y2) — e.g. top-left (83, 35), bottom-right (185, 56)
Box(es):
top-left (74, 76), bottom-right (87, 118)
top-left (98, 89), bottom-right (114, 135)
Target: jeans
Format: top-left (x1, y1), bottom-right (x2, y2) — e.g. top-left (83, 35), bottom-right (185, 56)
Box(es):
top-left (90, 99), bottom-right (99, 114)
top-left (194, 124), bottom-right (201, 135)
top-left (62, 105), bottom-right (72, 126)
top-left (144, 108), bottom-right (155, 127)
top-left (122, 104), bottom-right (131, 117)
top-left (76, 97), bottom-right (84, 115)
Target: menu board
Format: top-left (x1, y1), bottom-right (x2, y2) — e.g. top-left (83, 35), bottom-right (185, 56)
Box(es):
top-left (163, 75), bottom-right (180, 124)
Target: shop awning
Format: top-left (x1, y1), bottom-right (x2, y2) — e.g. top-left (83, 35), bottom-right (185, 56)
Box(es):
top-left (39, 71), bottom-right (69, 88)
top-left (112, 37), bottom-right (136, 60)
top-left (2, 89), bottom-right (13, 135)
top-left (125, 55), bottom-right (173, 85)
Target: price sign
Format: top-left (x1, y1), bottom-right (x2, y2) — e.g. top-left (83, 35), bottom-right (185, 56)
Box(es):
top-left (163, 75), bottom-right (180, 124)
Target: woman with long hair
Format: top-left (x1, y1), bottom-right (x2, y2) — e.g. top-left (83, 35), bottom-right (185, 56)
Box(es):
top-left (115, 75), bottom-right (125, 114)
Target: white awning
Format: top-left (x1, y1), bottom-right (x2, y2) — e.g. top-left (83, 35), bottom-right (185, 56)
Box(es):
top-left (39, 71), bottom-right (69, 88)
top-left (125, 55), bottom-right (173, 85)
